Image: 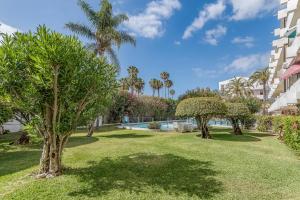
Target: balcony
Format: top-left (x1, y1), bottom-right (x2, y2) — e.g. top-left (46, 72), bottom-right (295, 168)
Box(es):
top-left (269, 78), bottom-right (300, 112)
top-left (272, 37), bottom-right (288, 48)
top-left (278, 8), bottom-right (288, 19)
top-left (287, 0), bottom-right (299, 12)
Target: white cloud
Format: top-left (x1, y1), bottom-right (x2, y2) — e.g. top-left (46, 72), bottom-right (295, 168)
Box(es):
top-left (229, 0), bottom-right (279, 20)
top-left (174, 40), bottom-right (181, 45)
top-left (192, 68), bottom-right (221, 78)
top-left (224, 53), bottom-right (269, 73)
top-left (204, 25), bottom-right (227, 46)
top-left (182, 0), bottom-right (226, 40)
top-left (0, 22), bottom-right (18, 42)
top-left (124, 0), bottom-right (181, 39)
top-left (232, 36), bottom-right (254, 47)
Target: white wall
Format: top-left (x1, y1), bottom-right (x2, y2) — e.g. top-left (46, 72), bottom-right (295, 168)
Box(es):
top-left (3, 119), bottom-right (22, 133)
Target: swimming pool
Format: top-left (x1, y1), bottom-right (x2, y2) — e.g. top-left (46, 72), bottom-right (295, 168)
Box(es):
top-left (121, 119), bottom-right (231, 131)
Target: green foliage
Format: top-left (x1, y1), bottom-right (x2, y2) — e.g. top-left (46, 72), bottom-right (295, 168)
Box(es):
top-left (0, 104), bottom-right (13, 127)
top-left (229, 97), bottom-right (262, 114)
top-left (225, 103), bottom-right (251, 119)
top-left (256, 116), bottom-right (273, 132)
top-left (178, 88), bottom-right (220, 102)
top-left (176, 97), bottom-right (226, 138)
top-left (0, 26), bottom-right (118, 174)
top-left (225, 103), bottom-right (251, 135)
top-left (283, 116), bottom-right (300, 150)
top-left (176, 97), bottom-right (226, 118)
top-left (272, 116), bottom-right (285, 135)
top-left (148, 122), bottom-right (161, 130)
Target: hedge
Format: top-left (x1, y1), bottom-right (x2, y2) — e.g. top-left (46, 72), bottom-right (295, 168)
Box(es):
top-left (257, 115), bottom-right (300, 150)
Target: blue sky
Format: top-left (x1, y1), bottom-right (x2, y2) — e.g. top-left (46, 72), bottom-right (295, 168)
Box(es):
top-left (0, 0), bottom-right (279, 97)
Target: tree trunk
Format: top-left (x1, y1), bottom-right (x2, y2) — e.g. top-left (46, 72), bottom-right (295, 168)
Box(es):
top-left (195, 116), bottom-right (211, 139)
top-left (38, 134), bottom-right (66, 178)
top-left (86, 122), bottom-right (95, 137)
top-left (39, 137), bottom-right (50, 174)
top-left (231, 119), bottom-right (242, 135)
top-left (262, 83), bottom-right (267, 115)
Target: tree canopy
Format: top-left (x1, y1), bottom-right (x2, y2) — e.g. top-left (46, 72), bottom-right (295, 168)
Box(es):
top-left (176, 97), bottom-right (226, 138)
top-left (0, 26), bottom-right (118, 176)
top-left (225, 103), bottom-right (251, 135)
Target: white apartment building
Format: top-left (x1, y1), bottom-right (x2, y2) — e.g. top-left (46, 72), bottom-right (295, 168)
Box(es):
top-left (268, 0), bottom-right (300, 113)
top-left (218, 77), bottom-right (265, 100)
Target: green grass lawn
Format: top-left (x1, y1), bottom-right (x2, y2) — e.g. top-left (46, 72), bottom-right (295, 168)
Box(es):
top-left (1, 127), bottom-right (300, 200)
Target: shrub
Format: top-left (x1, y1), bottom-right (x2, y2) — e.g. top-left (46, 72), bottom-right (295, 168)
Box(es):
top-left (272, 116), bottom-right (285, 138)
top-left (148, 122), bottom-right (161, 130)
top-left (283, 116), bottom-right (300, 150)
top-left (256, 115), bottom-right (273, 132)
top-left (176, 97), bottom-right (226, 138)
top-left (225, 103), bottom-right (251, 135)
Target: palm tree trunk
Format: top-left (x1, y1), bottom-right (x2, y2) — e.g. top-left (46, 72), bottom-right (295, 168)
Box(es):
top-left (263, 83), bottom-right (267, 115)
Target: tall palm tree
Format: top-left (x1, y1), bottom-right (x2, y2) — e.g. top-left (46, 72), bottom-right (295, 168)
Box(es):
top-left (160, 72), bottom-right (170, 98)
top-left (250, 67), bottom-right (270, 114)
top-left (149, 79), bottom-right (157, 96)
top-left (156, 80), bottom-right (164, 97)
top-left (127, 66), bottom-right (139, 94)
top-left (119, 78), bottom-right (129, 91)
top-left (134, 78), bottom-right (145, 95)
top-left (65, 0), bottom-right (136, 67)
top-left (226, 77), bottom-right (250, 98)
top-left (165, 80), bottom-right (173, 98)
top-left (170, 89), bottom-right (175, 99)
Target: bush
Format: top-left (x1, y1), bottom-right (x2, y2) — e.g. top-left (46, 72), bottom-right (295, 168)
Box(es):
top-left (272, 116), bottom-right (285, 138)
top-left (256, 115), bottom-right (273, 132)
top-left (283, 116), bottom-right (300, 150)
top-left (148, 122), bottom-right (161, 130)
top-left (176, 97), bottom-right (226, 138)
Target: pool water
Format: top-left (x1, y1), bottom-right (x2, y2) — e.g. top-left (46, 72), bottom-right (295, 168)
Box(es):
top-left (124, 119), bottom-right (231, 131)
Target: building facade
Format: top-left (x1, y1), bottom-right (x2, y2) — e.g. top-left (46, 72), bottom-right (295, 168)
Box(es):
top-left (268, 0), bottom-right (300, 113)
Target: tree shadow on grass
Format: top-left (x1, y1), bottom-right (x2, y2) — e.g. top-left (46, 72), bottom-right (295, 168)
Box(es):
top-left (212, 133), bottom-right (261, 142)
top-left (67, 153), bottom-right (223, 199)
top-left (246, 132), bottom-right (275, 138)
top-left (0, 150), bottom-right (40, 177)
top-left (100, 133), bottom-right (153, 139)
top-left (65, 136), bottom-right (99, 148)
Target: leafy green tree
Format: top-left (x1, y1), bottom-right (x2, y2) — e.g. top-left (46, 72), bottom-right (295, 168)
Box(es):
top-left (65, 0), bottom-right (136, 67)
top-left (0, 26), bottom-right (117, 176)
top-left (160, 71), bottom-right (170, 98)
top-left (178, 87), bottom-right (220, 101)
top-left (225, 103), bottom-right (251, 135)
top-left (250, 67), bottom-right (270, 114)
top-left (170, 89), bottom-right (175, 99)
top-left (176, 97), bottom-right (226, 139)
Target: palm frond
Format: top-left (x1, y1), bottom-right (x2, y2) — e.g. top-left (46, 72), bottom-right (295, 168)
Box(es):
top-left (65, 23), bottom-right (95, 40)
top-left (106, 47), bottom-right (120, 70)
top-left (85, 42), bottom-right (97, 54)
top-left (77, 0), bottom-right (99, 27)
top-left (113, 14), bottom-right (129, 26)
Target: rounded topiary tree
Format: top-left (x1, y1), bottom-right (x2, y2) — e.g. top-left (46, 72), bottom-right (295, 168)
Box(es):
top-left (225, 103), bottom-right (250, 135)
top-left (176, 97), bottom-right (226, 139)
